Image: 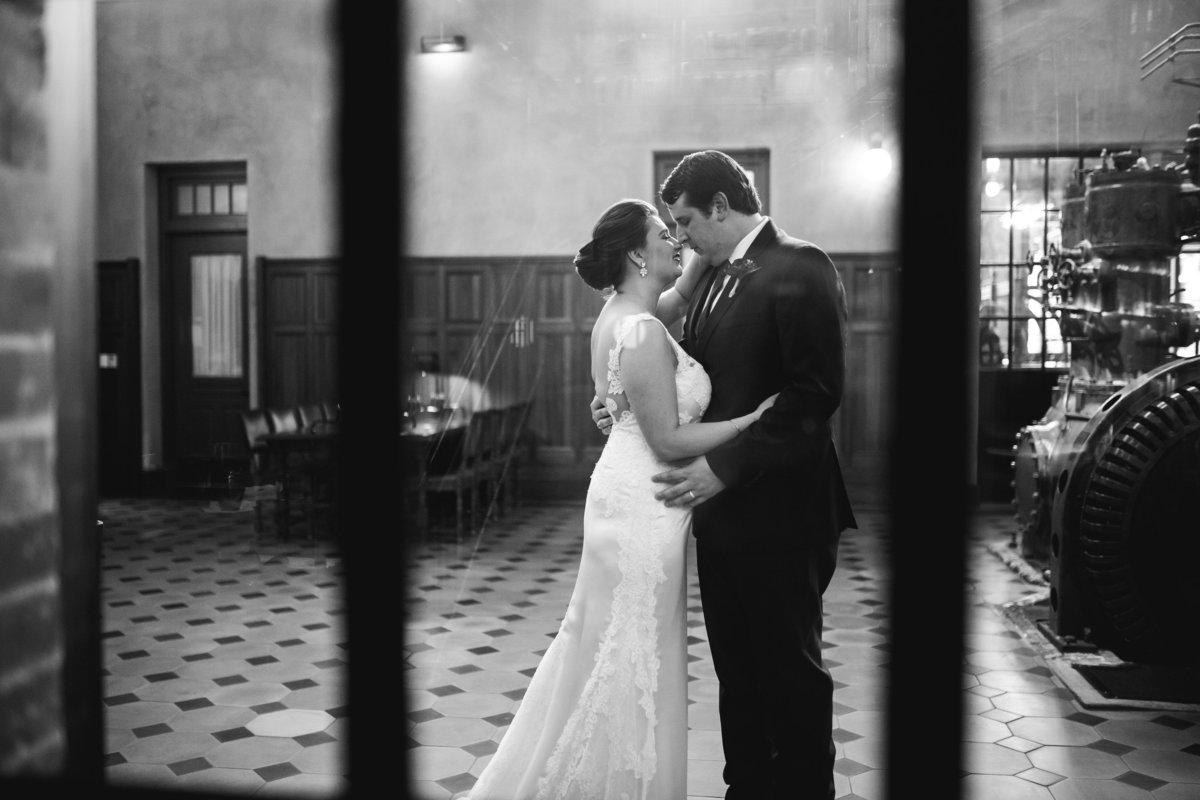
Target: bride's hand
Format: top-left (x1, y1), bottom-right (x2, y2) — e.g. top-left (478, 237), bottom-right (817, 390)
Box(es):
top-left (754, 392), bottom-right (780, 418)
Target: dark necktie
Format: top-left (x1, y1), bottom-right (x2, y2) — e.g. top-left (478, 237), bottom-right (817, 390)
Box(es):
top-left (694, 261), bottom-right (730, 335)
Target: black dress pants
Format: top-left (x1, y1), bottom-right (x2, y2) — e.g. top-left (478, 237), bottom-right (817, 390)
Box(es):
top-left (695, 538), bottom-right (840, 800)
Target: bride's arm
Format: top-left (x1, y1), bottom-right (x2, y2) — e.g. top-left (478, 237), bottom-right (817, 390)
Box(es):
top-left (619, 320), bottom-right (773, 462)
top-left (655, 251), bottom-right (707, 327)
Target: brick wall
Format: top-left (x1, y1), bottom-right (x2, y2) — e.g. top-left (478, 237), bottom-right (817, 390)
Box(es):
top-left (0, 0), bottom-right (66, 774)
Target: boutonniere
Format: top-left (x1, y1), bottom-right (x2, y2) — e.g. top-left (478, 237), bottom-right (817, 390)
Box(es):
top-left (722, 258), bottom-right (761, 297)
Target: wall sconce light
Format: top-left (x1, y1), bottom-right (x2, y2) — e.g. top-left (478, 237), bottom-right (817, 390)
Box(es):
top-left (864, 133), bottom-right (892, 178)
top-left (420, 35), bottom-right (466, 54)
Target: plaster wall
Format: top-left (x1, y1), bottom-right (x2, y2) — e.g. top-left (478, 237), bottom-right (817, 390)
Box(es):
top-left (96, 0), bottom-right (338, 467)
top-left (404, 0), bottom-right (901, 257)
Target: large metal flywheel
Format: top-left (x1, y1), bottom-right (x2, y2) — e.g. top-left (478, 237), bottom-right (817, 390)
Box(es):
top-left (1077, 380), bottom-right (1200, 663)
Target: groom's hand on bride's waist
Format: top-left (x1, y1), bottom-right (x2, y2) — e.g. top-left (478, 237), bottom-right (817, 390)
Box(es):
top-left (590, 394), bottom-right (613, 436)
top-left (652, 457), bottom-right (726, 508)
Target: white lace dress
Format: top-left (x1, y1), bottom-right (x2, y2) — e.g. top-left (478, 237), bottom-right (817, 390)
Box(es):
top-left (467, 312), bottom-right (711, 800)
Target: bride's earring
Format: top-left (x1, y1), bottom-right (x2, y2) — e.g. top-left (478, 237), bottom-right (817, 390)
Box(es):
top-left (637, 258), bottom-right (648, 278)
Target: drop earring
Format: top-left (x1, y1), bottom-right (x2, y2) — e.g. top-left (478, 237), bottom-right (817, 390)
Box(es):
top-left (637, 259), bottom-right (648, 278)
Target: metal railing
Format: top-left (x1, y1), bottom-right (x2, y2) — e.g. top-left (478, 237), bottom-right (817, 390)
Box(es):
top-left (1140, 22), bottom-right (1200, 86)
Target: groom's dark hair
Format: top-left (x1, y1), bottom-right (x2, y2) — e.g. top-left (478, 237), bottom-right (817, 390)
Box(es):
top-left (659, 150), bottom-right (761, 217)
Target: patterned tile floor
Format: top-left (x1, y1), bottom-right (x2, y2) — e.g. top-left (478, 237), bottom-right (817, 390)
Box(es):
top-left (100, 497), bottom-right (348, 797)
top-left (98, 496), bottom-right (1200, 799)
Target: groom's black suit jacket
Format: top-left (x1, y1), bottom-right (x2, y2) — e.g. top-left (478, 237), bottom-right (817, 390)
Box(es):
top-left (682, 219), bottom-right (857, 552)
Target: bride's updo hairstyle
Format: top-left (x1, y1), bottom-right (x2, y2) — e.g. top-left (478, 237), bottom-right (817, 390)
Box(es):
top-left (573, 199), bottom-right (657, 292)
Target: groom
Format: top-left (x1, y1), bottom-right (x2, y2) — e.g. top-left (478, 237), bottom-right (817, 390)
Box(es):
top-left (650, 150), bottom-right (855, 799)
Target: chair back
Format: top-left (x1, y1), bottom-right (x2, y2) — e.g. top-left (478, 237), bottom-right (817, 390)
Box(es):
top-left (239, 409), bottom-right (272, 475)
top-left (297, 402), bottom-right (327, 431)
top-left (268, 406), bottom-right (300, 434)
top-left (506, 402), bottom-right (532, 459)
top-left (476, 408), bottom-right (504, 464)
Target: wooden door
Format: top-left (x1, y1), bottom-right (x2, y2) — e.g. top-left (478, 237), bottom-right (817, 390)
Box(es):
top-left (260, 258), bottom-right (339, 410)
top-left (165, 232), bottom-right (250, 473)
top-left (97, 258), bottom-right (142, 496)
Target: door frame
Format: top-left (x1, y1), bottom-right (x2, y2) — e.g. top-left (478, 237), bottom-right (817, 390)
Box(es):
top-left (156, 162), bottom-right (249, 474)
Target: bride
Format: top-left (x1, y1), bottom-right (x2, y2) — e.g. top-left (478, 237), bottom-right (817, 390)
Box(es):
top-left (465, 199), bottom-right (776, 800)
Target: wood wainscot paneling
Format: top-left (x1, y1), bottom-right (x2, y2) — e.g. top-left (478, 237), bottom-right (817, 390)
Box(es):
top-left (404, 257), bottom-right (606, 489)
top-left (404, 254), bottom-right (894, 500)
top-left (834, 252), bottom-right (897, 504)
top-left (258, 257), bottom-right (339, 411)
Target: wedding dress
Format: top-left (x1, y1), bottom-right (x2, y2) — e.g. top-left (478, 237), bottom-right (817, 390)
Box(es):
top-left (467, 312), bottom-right (711, 800)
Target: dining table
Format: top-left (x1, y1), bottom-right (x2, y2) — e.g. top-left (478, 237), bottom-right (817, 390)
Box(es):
top-left (256, 410), bottom-right (470, 539)
top-left (259, 427), bottom-right (338, 540)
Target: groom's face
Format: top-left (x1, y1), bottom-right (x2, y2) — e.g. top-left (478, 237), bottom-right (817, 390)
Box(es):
top-left (666, 193), bottom-right (726, 262)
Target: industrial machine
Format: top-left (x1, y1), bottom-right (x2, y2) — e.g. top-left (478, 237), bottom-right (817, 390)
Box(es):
top-left (1012, 113), bottom-right (1200, 664)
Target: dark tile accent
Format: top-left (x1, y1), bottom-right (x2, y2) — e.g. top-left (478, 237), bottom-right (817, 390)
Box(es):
top-left (182, 652), bottom-right (213, 662)
top-left (429, 685), bottom-right (464, 698)
top-left (104, 693), bottom-right (139, 706)
top-left (834, 758), bottom-right (871, 777)
top-left (484, 712), bottom-right (514, 727)
top-left (284, 678), bottom-right (319, 691)
top-left (468, 646), bottom-right (498, 656)
top-left (255, 762), bottom-right (302, 782)
top-left (168, 757), bottom-right (212, 776)
top-left (145, 671), bottom-right (180, 683)
top-left (832, 728), bottom-right (863, 744)
top-left (409, 708), bottom-right (444, 723)
top-left (212, 727), bottom-right (254, 743)
top-left (437, 773), bottom-right (477, 794)
top-left (1152, 715), bottom-right (1195, 730)
top-left (153, 633), bottom-right (184, 642)
top-left (132, 723), bottom-right (173, 738)
top-left (176, 697), bottom-right (215, 712)
top-left (214, 636), bottom-right (245, 645)
top-left (250, 701), bottom-right (288, 714)
top-left (502, 688), bottom-right (526, 701)
top-left (1114, 771), bottom-right (1168, 792)
top-left (213, 674), bottom-right (249, 687)
top-left (295, 730), bottom-right (336, 747)
top-left (247, 655), bottom-right (279, 666)
top-left (1066, 711), bottom-right (1107, 727)
top-left (117, 650), bottom-right (150, 660)
top-left (1181, 743), bottom-right (1200, 757)
top-left (464, 739), bottom-right (499, 757)
top-left (104, 753), bottom-right (127, 767)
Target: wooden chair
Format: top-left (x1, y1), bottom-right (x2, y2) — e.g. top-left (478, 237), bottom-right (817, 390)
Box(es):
top-left (268, 406), bottom-right (301, 434)
top-left (499, 401), bottom-right (532, 510)
top-left (474, 407), bottom-right (507, 523)
top-left (417, 411), bottom-right (487, 541)
top-left (239, 408), bottom-right (279, 532)
top-left (297, 402), bottom-right (327, 432)
top-left (265, 405), bottom-right (333, 539)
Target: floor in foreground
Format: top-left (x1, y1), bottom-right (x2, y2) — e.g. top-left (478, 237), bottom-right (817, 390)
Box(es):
top-left (96, 497), bottom-right (1200, 799)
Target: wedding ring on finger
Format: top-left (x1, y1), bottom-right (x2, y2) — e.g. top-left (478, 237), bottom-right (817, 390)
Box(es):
top-left (688, 490), bottom-right (697, 502)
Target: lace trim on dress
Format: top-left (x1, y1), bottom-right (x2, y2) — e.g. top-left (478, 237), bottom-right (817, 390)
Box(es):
top-left (535, 496), bottom-right (670, 800)
top-left (534, 312), bottom-right (676, 799)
